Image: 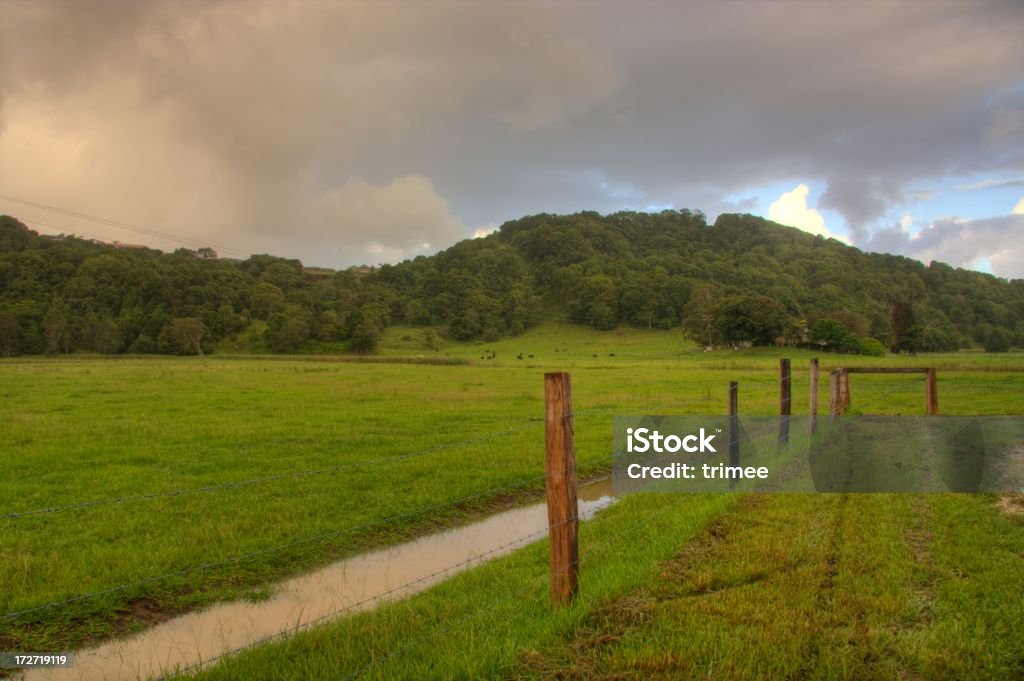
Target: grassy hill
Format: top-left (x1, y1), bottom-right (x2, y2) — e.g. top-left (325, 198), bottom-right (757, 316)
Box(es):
top-left (2, 211), bottom-right (1023, 359)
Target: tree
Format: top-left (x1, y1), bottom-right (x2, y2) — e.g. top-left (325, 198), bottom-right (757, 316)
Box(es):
top-left (349, 321), bottom-right (380, 353)
top-left (3, 207), bottom-right (1024, 358)
top-left (716, 296), bottom-right (790, 346)
top-left (218, 304), bottom-right (247, 336)
top-left (43, 301), bottom-right (72, 355)
top-left (901, 324), bottom-right (924, 355)
top-left (316, 311), bottom-right (345, 341)
top-left (88, 318), bottom-right (122, 355)
top-left (128, 334), bottom-right (158, 353)
top-left (811, 319), bottom-right (858, 352)
top-left (922, 326), bottom-right (961, 352)
top-left (889, 287), bottom-right (924, 353)
top-left (159, 318), bottom-right (207, 355)
top-left (448, 310), bottom-right (482, 340)
top-left (984, 327), bottom-right (1011, 353)
top-left (266, 314), bottom-right (310, 352)
top-left (682, 285), bottom-right (722, 347)
top-left (0, 312), bottom-right (19, 356)
top-left (250, 283), bottom-right (285, 320)
top-left (858, 338), bottom-right (887, 356)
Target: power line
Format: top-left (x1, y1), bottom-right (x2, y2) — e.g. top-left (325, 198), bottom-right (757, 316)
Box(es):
top-left (0, 193), bottom-right (250, 257)
top-left (18, 218), bottom-right (128, 247)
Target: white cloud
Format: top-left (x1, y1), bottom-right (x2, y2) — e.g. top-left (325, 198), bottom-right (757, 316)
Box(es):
top-left (472, 223), bottom-right (498, 239)
top-left (1012, 197), bottom-right (1024, 215)
top-left (865, 212), bottom-right (1024, 279)
top-left (903, 189), bottom-right (934, 202)
top-left (956, 177), bottom-right (1024, 191)
top-left (768, 184), bottom-right (848, 243)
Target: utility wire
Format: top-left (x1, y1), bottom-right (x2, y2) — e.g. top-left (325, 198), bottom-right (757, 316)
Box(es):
top-left (0, 193), bottom-right (249, 257)
top-left (19, 218), bottom-right (131, 247)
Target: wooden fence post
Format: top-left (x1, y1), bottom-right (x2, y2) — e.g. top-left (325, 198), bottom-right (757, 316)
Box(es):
top-left (809, 358), bottom-right (819, 434)
top-left (839, 370), bottom-right (850, 415)
top-left (544, 372), bottom-right (578, 607)
top-left (729, 381), bottom-right (740, 489)
top-left (925, 368), bottom-right (938, 415)
top-left (829, 370), bottom-right (839, 418)
top-left (779, 358), bottom-right (791, 446)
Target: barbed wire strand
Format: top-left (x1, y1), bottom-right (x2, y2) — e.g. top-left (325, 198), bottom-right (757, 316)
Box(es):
top-left (1, 462), bottom-right (589, 621)
top-left (3, 407), bottom-right (626, 522)
top-left (1, 416), bottom-right (591, 521)
top-left (335, 493), bottom-right (689, 681)
top-left (164, 512), bottom-right (590, 679)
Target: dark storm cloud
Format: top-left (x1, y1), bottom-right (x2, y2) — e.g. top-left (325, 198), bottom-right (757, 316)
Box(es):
top-left (1, 1), bottom-right (1022, 269)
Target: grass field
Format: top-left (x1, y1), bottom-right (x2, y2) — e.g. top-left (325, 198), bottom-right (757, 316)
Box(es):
top-left (2, 325), bottom-right (1023, 678)
top-left (509, 493), bottom-right (1024, 680)
top-left (175, 493), bottom-right (1024, 681)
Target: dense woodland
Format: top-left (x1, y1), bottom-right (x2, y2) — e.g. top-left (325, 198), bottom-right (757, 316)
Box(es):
top-left (0, 211), bottom-right (1021, 357)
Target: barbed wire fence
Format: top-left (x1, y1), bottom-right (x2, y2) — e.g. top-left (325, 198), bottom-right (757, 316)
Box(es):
top-left (1, 410), bottom-right (623, 621)
top-left (2, 363), bottom-right (930, 678)
top-left (0, 361), bottom-right (746, 681)
top-left (0, 420), bottom-right (553, 522)
top-left (332, 492), bottom-right (692, 681)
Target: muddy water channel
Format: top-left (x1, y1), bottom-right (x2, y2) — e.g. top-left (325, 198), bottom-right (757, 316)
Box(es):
top-left (27, 479), bottom-right (616, 681)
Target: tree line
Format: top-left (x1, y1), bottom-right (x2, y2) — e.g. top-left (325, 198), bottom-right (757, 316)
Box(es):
top-left (0, 211), bottom-right (1021, 357)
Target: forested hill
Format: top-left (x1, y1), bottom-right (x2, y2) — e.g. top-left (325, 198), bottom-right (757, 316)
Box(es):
top-left (0, 211), bottom-right (1021, 357)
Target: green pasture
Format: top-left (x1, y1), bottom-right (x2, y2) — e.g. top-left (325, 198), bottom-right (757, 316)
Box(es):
top-left (1, 329), bottom-right (1022, 674)
top-left (178, 492), bottom-right (1024, 681)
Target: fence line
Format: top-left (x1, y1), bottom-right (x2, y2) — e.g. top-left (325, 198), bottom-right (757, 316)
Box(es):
top-left (166, 513), bottom-right (586, 679)
top-left (8, 364), bottom-right (903, 676)
top-left (0, 421), bottom-right (551, 521)
top-left (337, 493), bottom-right (689, 681)
top-left (2, 461), bottom-right (585, 621)
top-left (723, 359), bottom-right (945, 477)
top-left (2, 412), bottom-right (618, 522)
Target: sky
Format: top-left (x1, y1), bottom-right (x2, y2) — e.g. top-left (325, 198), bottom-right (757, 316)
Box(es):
top-left (1, 1), bottom-right (1023, 277)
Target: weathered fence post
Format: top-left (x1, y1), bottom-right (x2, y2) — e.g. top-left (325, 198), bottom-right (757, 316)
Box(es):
top-left (925, 368), bottom-right (938, 415)
top-left (544, 372), bottom-right (578, 607)
top-left (809, 358), bottom-right (819, 434)
top-left (840, 370), bottom-right (851, 414)
top-left (729, 381), bottom-right (740, 489)
top-left (829, 370), bottom-right (839, 419)
top-left (779, 358), bottom-right (791, 446)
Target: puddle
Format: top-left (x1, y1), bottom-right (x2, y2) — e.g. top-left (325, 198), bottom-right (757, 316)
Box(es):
top-left (26, 479), bottom-right (616, 681)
